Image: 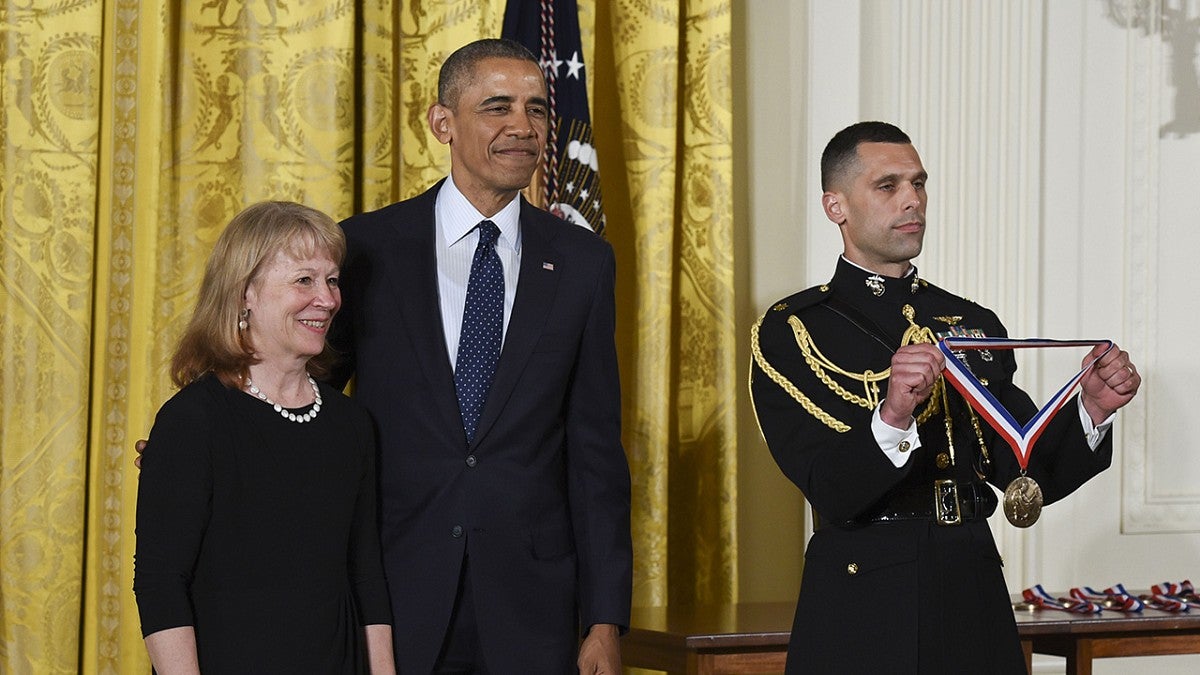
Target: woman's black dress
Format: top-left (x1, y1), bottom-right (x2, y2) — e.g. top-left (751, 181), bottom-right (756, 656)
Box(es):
top-left (134, 374), bottom-right (391, 673)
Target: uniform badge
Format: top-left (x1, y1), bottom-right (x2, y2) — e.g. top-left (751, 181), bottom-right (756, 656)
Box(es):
top-left (865, 274), bottom-right (885, 297)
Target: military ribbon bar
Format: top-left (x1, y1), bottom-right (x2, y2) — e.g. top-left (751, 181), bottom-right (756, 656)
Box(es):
top-left (937, 337), bottom-right (1113, 470)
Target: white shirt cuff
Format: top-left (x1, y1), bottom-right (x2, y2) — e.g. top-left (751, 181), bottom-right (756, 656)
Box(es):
top-left (1077, 396), bottom-right (1114, 451)
top-left (873, 402), bottom-right (921, 468)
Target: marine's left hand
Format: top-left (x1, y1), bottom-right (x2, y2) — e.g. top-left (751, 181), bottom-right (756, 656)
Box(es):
top-left (1080, 342), bottom-right (1141, 425)
top-left (577, 623), bottom-right (621, 674)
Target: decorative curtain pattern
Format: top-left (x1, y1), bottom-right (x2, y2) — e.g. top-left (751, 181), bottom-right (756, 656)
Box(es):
top-left (603, 0), bottom-right (736, 608)
top-left (0, 1), bottom-right (733, 671)
top-left (1, 1), bottom-right (104, 672)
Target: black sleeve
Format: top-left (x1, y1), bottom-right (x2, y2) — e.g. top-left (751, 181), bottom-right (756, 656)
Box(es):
top-left (346, 411), bottom-right (392, 625)
top-left (565, 244), bottom-right (632, 633)
top-left (750, 311), bottom-right (914, 524)
top-left (132, 385), bottom-right (214, 637)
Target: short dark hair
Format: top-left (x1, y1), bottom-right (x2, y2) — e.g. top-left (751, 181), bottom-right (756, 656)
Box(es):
top-left (820, 121), bottom-right (912, 191)
top-left (438, 38), bottom-right (542, 109)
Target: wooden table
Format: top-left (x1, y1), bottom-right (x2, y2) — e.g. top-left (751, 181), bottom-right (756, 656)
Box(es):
top-left (1013, 597), bottom-right (1200, 674)
top-left (624, 602), bottom-right (793, 674)
top-left (624, 598), bottom-right (1200, 674)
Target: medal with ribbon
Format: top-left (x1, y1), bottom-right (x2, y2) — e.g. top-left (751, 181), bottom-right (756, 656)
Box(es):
top-left (1069, 584), bottom-right (1145, 612)
top-left (1144, 580), bottom-right (1200, 612)
top-left (937, 337), bottom-right (1114, 527)
top-left (1021, 584), bottom-right (1103, 614)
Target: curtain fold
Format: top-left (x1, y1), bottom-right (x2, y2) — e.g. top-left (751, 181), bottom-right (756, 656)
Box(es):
top-left (0, 2), bottom-right (735, 671)
top-left (602, 0), bottom-right (736, 608)
top-left (1, 0), bottom-right (104, 671)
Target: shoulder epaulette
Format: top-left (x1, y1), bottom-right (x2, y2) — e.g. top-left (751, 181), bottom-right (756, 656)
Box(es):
top-left (762, 283), bottom-right (832, 320)
top-left (751, 284), bottom-right (851, 433)
top-left (920, 279), bottom-right (981, 307)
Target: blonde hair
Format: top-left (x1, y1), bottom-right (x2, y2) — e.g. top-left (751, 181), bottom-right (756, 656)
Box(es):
top-left (170, 201), bottom-right (346, 389)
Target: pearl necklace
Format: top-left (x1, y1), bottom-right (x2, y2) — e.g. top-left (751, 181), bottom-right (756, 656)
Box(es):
top-left (246, 374), bottom-right (323, 423)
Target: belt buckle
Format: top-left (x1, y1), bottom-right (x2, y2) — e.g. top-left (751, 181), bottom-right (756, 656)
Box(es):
top-left (934, 479), bottom-right (962, 526)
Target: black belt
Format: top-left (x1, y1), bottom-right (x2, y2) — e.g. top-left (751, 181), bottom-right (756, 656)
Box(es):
top-left (867, 480), bottom-right (997, 526)
top-left (815, 481), bottom-right (998, 529)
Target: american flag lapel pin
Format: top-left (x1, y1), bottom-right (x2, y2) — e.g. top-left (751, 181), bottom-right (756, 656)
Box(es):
top-left (542, 261), bottom-right (555, 271)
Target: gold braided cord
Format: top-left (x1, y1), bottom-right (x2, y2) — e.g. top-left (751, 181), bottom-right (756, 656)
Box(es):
top-left (754, 303), bottom-right (991, 476)
top-left (900, 304), bottom-right (938, 347)
top-left (751, 315), bottom-right (851, 433)
top-left (898, 304), bottom-right (944, 424)
top-left (967, 403), bottom-right (992, 479)
top-left (752, 302), bottom-right (971, 438)
top-left (786, 310), bottom-right (941, 423)
top-left (915, 396), bottom-right (940, 424)
top-left (787, 316), bottom-right (887, 410)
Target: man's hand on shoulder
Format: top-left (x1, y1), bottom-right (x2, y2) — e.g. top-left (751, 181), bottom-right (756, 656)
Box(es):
top-left (577, 623), bottom-right (621, 674)
top-left (134, 438), bottom-right (147, 469)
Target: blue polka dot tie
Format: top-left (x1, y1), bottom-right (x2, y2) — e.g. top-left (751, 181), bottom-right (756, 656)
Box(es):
top-left (454, 220), bottom-right (504, 444)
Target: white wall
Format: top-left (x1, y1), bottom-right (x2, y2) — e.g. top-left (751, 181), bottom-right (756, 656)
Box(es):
top-left (742, 1), bottom-right (1200, 672)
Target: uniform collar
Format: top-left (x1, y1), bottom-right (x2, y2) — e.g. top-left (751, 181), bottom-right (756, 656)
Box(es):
top-left (831, 256), bottom-right (923, 301)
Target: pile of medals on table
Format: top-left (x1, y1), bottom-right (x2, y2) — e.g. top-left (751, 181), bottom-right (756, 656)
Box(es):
top-left (1015, 580), bottom-right (1200, 613)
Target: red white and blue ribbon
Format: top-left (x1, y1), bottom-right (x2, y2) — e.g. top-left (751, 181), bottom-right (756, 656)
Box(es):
top-left (1022, 584), bottom-right (1102, 614)
top-left (938, 337), bottom-right (1113, 470)
top-left (1145, 580), bottom-right (1200, 612)
top-left (1069, 584), bottom-right (1145, 612)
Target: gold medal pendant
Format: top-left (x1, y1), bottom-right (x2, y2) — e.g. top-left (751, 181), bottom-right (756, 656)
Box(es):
top-left (1003, 475), bottom-right (1044, 528)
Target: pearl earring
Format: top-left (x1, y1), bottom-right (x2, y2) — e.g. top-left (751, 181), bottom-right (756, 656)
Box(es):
top-left (238, 309), bottom-right (249, 331)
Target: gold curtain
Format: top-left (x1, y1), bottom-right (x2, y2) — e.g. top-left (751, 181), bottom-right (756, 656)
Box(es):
top-left (0, 1), bottom-right (733, 672)
top-left (596, 0), bottom-right (736, 608)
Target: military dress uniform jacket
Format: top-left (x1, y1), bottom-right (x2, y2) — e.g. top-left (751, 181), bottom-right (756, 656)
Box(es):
top-left (749, 258), bottom-right (1112, 674)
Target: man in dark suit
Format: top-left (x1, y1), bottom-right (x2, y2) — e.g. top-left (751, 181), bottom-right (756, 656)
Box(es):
top-left (329, 39), bottom-right (631, 673)
top-left (749, 122), bottom-right (1141, 673)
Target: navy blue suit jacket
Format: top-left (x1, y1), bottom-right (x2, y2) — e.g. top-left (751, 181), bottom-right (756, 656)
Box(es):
top-left (330, 181), bottom-right (632, 672)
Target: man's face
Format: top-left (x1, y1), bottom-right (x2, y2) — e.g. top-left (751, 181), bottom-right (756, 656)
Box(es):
top-left (428, 57), bottom-right (548, 213)
top-left (822, 142), bottom-right (928, 276)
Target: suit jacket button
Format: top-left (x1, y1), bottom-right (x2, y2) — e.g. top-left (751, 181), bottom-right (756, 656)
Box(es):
top-left (847, 562), bottom-right (859, 575)
top-left (451, 525), bottom-right (463, 538)
top-left (465, 455), bottom-right (477, 468)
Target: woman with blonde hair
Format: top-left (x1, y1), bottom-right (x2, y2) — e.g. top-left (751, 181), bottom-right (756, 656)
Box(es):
top-left (133, 201), bottom-right (394, 673)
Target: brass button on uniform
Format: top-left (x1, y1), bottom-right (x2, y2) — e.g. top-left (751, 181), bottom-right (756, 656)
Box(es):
top-left (898, 440), bottom-right (911, 453)
top-left (936, 452), bottom-right (950, 469)
top-left (847, 562), bottom-right (859, 575)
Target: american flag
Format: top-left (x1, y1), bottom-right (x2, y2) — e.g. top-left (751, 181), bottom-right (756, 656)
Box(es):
top-left (502, 0), bottom-right (606, 234)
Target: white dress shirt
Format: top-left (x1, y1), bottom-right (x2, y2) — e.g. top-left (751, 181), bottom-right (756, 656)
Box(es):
top-left (435, 176), bottom-right (523, 370)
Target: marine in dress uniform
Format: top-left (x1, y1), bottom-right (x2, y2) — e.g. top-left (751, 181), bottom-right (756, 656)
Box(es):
top-left (750, 121), bottom-right (1140, 675)
top-left (750, 257), bottom-right (1116, 673)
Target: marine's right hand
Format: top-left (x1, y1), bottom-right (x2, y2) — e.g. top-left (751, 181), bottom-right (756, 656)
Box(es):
top-left (880, 343), bottom-right (945, 427)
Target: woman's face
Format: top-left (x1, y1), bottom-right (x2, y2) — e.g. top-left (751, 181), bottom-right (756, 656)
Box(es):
top-left (243, 246), bottom-right (341, 369)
